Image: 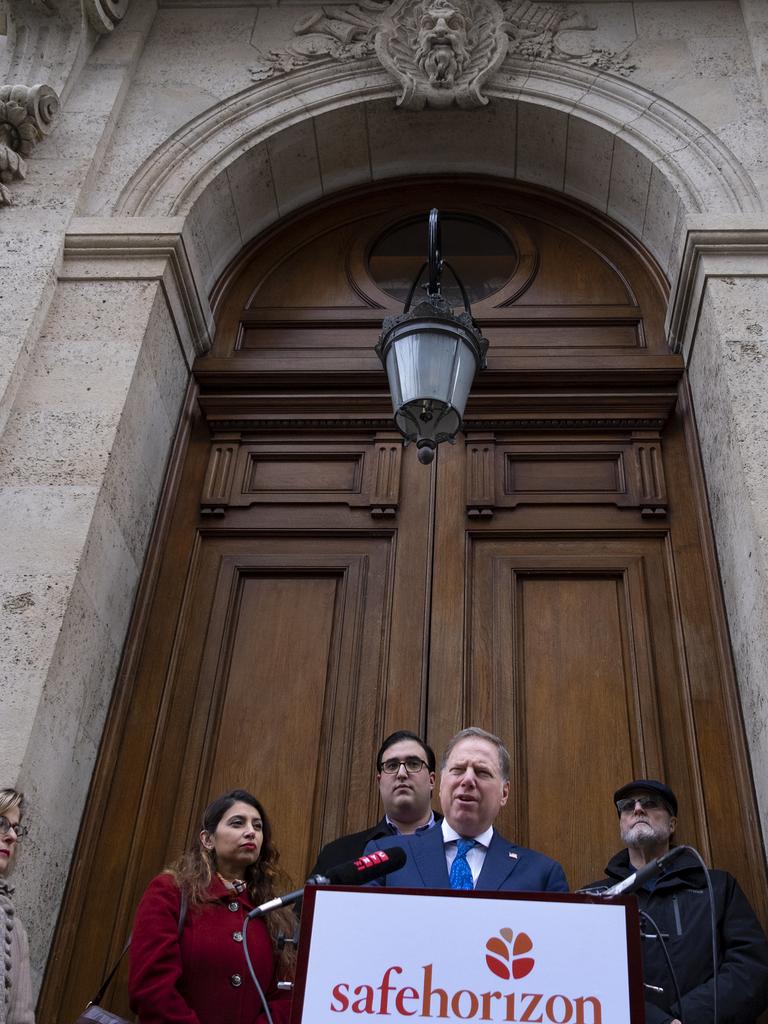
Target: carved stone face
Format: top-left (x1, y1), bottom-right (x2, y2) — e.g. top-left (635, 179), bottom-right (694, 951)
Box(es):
top-left (415, 1), bottom-right (469, 87)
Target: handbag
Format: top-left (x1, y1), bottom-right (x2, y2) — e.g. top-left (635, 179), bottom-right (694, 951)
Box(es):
top-left (75, 1004), bottom-right (131, 1024)
top-left (74, 890), bottom-right (188, 1024)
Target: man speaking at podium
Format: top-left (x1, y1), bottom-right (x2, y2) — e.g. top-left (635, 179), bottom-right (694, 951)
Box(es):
top-left (365, 727), bottom-right (568, 893)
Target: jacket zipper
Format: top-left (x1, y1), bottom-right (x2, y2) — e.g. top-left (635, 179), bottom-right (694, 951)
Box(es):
top-left (672, 894), bottom-right (682, 936)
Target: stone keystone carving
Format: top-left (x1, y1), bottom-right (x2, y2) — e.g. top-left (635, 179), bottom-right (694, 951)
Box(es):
top-left (249, 0), bottom-right (636, 105)
top-left (0, 85), bottom-right (60, 206)
top-left (377, 0), bottom-right (509, 109)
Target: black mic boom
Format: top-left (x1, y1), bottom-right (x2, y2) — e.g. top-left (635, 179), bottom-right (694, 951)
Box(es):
top-left (602, 845), bottom-right (687, 897)
top-left (247, 846), bottom-right (407, 918)
top-left (322, 847), bottom-right (407, 886)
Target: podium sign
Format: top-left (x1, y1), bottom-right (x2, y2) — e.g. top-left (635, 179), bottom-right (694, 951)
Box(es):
top-left (291, 887), bottom-right (644, 1024)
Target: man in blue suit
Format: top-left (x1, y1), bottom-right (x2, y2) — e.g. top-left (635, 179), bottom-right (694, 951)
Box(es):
top-left (365, 727), bottom-right (568, 892)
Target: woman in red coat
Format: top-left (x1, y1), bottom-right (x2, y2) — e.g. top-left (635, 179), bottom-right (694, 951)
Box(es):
top-left (129, 789), bottom-right (296, 1024)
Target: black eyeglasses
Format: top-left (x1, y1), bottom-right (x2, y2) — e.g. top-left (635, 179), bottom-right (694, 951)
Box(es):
top-left (380, 757), bottom-right (428, 775)
top-left (616, 796), bottom-right (668, 815)
top-left (0, 816), bottom-right (29, 840)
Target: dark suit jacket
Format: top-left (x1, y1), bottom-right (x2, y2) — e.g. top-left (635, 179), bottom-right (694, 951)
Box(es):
top-left (364, 823), bottom-right (569, 892)
top-left (311, 813), bottom-right (442, 878)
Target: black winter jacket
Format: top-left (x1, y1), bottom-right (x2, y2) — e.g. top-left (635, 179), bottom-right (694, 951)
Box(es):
top-left (584, 849), bottom-right (768, 1024)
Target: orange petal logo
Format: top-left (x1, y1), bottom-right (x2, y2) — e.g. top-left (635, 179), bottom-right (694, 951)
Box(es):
top-left (485, 928), bottom-right (535, 980)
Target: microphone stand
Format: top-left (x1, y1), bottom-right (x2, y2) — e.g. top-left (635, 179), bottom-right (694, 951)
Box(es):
top-left (242, 876), bottom-right (326, 1016)
top-left (246, 875), bottom-right (327, 920)
top-left (596, 845), bottom-right (718, 1024)
top-left (240, 849), bottom-right (406, 1020)
top-left (241, 912), bottom-right (276, 1024)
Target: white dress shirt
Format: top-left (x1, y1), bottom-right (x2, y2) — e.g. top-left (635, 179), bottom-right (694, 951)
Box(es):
top-left (385, 810), bottom-right (436, 836)
top-left (442, 818), bottom-right (495, 884)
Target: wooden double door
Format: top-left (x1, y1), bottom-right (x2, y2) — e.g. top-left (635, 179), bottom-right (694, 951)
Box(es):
top-left (42, 180), bottom-right (767, 1021)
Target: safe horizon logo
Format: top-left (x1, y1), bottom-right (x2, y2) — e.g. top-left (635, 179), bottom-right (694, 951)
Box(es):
top-left (486, 928), bottom-right (535, 981)
top-left (328, 923), bottom-right (603, 1022)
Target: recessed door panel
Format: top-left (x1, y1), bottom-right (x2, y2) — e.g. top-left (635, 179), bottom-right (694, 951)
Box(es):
top-left (163, 541), bottom-right (395, 888)
top-left (467, 540), bottom-right (678, 889)
top-left (428, 421), bottom-right (766, 914)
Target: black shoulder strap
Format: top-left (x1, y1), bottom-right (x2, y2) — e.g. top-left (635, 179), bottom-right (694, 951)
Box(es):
top-left (178, 889), bottom-right (188, 933)
top-left (88, 938), bottom-right (131, 1008)
top-left (88, 886), bottom-right (189, 1007)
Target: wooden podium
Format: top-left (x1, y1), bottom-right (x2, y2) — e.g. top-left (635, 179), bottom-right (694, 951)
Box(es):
top-left (290, 887), bottom-right (645, 1024)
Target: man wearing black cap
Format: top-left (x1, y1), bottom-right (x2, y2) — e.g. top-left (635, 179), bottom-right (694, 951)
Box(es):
top-left (584, 779), bottom-right (768, 1024)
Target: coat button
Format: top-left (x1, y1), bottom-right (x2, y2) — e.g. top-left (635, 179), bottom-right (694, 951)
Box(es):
top-left (228, 901), bottom-right (239, 912)
top-left (233, 931), bottom-right (243, 942)
top-left (230, 974), bottom-right (242, 987)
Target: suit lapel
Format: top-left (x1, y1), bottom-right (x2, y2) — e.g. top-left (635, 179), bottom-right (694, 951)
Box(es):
top-left (411, 825), bottom-right (451, 889)
top-left (476, 831), bottom-right (522, 890)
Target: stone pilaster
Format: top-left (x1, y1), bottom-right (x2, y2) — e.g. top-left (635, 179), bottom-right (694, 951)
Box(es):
top-left (669, 223), bottom-right (768, 845)
top-left (0, 219), bottom-right (211, 991)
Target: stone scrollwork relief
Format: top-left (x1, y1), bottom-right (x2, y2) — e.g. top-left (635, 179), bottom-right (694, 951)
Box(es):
top-left (249, 0), bottom-right (636, 108)
top-left (0, 0), bottom-right (128, 207)
top-left (0, 85), bottom-right (60, 206)
top-left (249, 2), bottom-right (386, 79)
top-left (503, 1), bottom-right (635, 74)
top-left (83, 0), bottom-right (131, 34)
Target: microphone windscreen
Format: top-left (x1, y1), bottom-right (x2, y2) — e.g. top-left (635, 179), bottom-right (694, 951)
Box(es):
top-left (325, 846), bottom-right (407, 886)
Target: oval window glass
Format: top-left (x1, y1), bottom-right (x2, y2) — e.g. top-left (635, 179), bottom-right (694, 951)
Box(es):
top-left (368, 214), bottom-right (517, 306)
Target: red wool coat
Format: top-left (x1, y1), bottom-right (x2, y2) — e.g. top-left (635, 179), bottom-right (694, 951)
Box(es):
top-left (128, 873), bottom-right (292, 1024)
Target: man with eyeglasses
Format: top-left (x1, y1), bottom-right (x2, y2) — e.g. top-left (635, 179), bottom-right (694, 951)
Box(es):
top-left (311, 730), bottom-right (441, 878)
top-left (583, 779), bottom-right (768, 1024)
top-left (364, 727), bottom-right (568, 893)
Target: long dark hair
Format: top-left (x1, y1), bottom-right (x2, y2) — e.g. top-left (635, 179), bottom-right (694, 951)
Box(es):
top-left (167, 789), bottom-right (296, 973)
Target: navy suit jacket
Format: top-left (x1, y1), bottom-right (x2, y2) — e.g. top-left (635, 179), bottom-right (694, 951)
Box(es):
top-left (364, 824), bottom-right (568, 892)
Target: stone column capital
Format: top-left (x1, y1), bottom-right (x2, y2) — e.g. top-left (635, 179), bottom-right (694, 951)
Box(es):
top-left (667, 221), bottom-right (768, 361)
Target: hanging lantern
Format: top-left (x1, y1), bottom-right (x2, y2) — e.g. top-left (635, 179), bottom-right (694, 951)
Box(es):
top-left (375, 209), bottom-right (489, 464)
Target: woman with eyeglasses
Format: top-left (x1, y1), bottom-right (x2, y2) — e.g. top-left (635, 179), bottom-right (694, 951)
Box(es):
top-left (0, 788), bottom-right (34, 1024)
top-left (128, 789), bottom-right (295, 1024)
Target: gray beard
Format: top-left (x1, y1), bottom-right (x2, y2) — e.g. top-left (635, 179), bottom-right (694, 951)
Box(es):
top-left (621, 820), bottom-right (671, 848)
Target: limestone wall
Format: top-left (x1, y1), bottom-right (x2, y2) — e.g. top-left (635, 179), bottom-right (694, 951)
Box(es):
top-left (693, 277), bottom-right (768, 790)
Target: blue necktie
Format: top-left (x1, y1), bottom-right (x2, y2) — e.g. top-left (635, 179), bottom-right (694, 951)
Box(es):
top-left (450, 838), bottom-right (476, 890)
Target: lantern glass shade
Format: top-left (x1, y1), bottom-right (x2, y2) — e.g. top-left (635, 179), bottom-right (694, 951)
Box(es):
top-left (382, 317), bottom-right (480, 444)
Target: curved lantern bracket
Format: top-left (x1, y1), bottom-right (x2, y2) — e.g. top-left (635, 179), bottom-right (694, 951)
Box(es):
top-left (403, 210), bottom-right (472, 316)
top-left (375, 208), bottom-right (490, 465)
top-left (427, 207), bottom-right (442, 297)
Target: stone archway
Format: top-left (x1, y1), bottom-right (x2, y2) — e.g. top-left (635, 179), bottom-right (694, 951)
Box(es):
top-left (112, 61), bottom-right (762, 288)
top-left (101, 70), bottom-right (768, 863)
top-left (18, 48), bottom-right (768, 1016)
top-left (97, 76), bottom-right (768, 862)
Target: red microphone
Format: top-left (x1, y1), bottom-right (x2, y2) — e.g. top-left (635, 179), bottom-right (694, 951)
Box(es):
top-left (321, 847), bottom-right (407, 886)
top-left (247, 847), bottom-right (407, 918)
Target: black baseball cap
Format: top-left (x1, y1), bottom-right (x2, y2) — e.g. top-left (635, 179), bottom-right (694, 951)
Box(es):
top-left (613, 779), bottom-right (678, 816)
